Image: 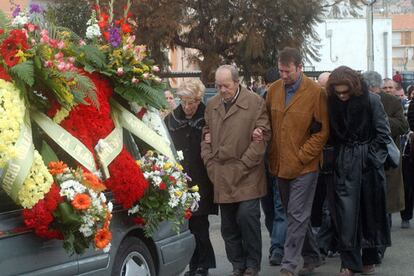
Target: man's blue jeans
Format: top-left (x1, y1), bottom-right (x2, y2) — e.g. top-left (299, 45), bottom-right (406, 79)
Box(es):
top-left (270, 176), bottom-right (287, 257)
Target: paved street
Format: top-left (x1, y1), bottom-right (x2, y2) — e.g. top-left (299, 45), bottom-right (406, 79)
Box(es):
top-left (181, 213), bottom-right (414, 276)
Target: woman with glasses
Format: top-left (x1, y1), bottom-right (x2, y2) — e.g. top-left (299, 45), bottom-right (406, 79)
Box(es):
top-left (326, 66), bottom-right (391, 276)
top-left (165, 79), bottom-right (217, 276)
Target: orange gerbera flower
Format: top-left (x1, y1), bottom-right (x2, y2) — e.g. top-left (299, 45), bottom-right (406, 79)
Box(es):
top-left (48, 161), bottom-right (68, 175)
top-left (82, 172), bottom-right (106, 192)
top-left (103, 211), bottom-right (112, 229)
top-left (71, 194), bottom-right (91, 210)
top-left (95, 228), bottom-right (112, 249)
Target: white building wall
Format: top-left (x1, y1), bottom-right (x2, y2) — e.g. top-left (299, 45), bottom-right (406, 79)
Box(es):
top-left (306, 18), bottom-right (393, 78)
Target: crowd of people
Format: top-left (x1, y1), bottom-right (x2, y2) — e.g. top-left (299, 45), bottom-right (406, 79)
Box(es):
top-left (162, 47), bottom-right (414, 276)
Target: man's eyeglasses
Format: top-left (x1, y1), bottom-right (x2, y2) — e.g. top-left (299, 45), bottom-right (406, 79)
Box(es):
top-left (335, 90), bottom-right (350, 96)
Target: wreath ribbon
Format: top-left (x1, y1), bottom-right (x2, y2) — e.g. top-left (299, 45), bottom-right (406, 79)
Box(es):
top-left (31, 110), bottom-right (98, 174)
top-left (110, 99), bottom-right (176, 162)
top-left (1, 111), bottom-right (34, 203)
top-left (94, 111), bottom-right (123, 180)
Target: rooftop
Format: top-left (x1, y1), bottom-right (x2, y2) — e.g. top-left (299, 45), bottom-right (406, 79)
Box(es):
top-left (392, 13), bottom-right (414, 30)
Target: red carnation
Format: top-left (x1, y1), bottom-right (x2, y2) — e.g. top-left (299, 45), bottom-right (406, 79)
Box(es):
top-left (132, 217), bottom-right (145, 225)
top-left (0, 66), bottom-right (11, 81)
top-left (159, 182), bottom-right (166, 190)
top-left (121, 23), bottom-right (131, 34)
top-left (184, 209), bottom-right (192, 220)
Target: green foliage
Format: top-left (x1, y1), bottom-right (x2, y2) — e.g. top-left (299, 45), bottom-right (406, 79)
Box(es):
top-left (114, 81), bottom-right (168, 110)
top-left (63, 71), bottom-right (99, 108)
top-left (75, 45), bottom-right (107, 71)
top-left (9, 61), bottom-right (35, 87)
top-left (0, 10), bottom-right (10, 30)
top-left (40, 141), bottom-right (59, 165)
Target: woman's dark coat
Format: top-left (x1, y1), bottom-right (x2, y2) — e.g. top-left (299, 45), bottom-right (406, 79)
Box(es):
top-left (329, 88), bottom-right (391, 250)
top-left (165, 103), bottom-right (218, 216)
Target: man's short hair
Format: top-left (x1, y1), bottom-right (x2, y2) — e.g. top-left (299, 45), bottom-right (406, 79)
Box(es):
top-left (216, 64), bottom-right (239, 82)
top-left (278, 47), bottom-right (302, 67)
top-left (362, 71), bottom-right (383, 89)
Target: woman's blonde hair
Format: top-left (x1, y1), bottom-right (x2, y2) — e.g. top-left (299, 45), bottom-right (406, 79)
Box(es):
top-left (176, 78), bottom-right (205, 100)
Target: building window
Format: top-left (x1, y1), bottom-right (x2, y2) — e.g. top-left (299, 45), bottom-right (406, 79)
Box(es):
top-left (401, 31), bottom-right (412, 46)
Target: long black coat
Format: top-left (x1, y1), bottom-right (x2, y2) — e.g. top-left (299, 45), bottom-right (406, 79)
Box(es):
top-left (329, 89), bottom-right (391, 250)
top-left (165, 103), bottom-right (218, 216)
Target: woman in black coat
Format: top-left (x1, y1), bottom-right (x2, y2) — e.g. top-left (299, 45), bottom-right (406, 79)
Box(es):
top-left (326, 66), bottom-right (391, 276)
top-left (165, 79), bottom-right (217, 276)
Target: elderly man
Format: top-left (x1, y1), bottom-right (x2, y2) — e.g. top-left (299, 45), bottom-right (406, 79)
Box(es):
top-left (201, 65), bottom-right (271, 276)
top-left (266, 47), bottom-right (329, 276)
top-left (382, 78), bottom-right (398, 95)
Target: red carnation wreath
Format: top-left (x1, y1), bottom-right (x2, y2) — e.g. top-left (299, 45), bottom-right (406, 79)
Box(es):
top-left (47, 73), bottom-right (149, 209)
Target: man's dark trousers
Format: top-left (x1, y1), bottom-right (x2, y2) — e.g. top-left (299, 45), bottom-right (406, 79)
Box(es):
top-left (220, 198), bottom-right (262, 271)
top-left (278, 171), bottom-right (321, 273)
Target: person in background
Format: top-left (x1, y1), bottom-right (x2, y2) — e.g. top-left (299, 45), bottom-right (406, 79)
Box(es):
top-left (165, 79), bottom-right (217, 276)
top-left (382, 78), bottom-right (397, 95)
top-left (327, 66), bottom-right (391, 276)
top-left (401, 84), bottom-right (414, 228)
top-left (201, 65), bottom-right (271, 276)
top-left (317, 72), bottom-right (331, 87)
top-left (393, 71), bottom-right (402, 85)
top-left (312, 72), bottom-right (339, 259)
top-left (266, 47), bottom-right (329, 276)
top-left (161, 89), bottom-right (177, 118)
top-left (258, 67), bottom-right (287, 267)
top-left (394, 85), bottom-right (406, 101)
top-left (363, 71), bottom-right (408, 231)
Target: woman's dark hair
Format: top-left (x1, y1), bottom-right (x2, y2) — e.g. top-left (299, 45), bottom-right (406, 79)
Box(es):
top-left (407, 84), bottom-right (414, 100)
top-left (326, 66), bottom-right (364, 97)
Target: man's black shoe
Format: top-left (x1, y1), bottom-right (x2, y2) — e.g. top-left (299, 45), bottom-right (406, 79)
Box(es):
top-left (269, 251), bottom-right (283, 266)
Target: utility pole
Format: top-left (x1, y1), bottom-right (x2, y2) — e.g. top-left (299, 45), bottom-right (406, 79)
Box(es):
top-left (366, 0), bottom-right (377, 71)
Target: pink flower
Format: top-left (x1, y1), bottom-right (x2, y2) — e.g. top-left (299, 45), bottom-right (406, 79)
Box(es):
top-left (26, 23), bottom-right (36, 32)
top-left (57, 41), bottom-right (65, 49)
top-left (65, 63), bottom-right (72, 71)
top-left (40, 29), bottom-right (49, 37)
top-left (132, 77), bottom-right (139, 84)
top-left (40, 36), bottom-right (49, 44)
top-left (126, 35), bottom-right (135, 45)
top-left (68, 57), bottom-right (75, 63)
top-left (152, 66), bottom-right (160, 72)
top-left (54, 52), bottom-right (64, 60)
top-left (57, 62), bottom-right (66, 71)
top-left (143, 73), bottom-right (149, 79)
top-left (49, 39), bottom-right (59, 48)
top-left (79, 40), bottom-right (86, 46)
top-left (117, 67), bottom-right (124, 76)
top-left (43, 60), bottom-right (53, 68)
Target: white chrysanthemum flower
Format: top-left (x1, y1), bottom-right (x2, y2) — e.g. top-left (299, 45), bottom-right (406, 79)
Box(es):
top-left (99, 192), bottom-right (106, 202)
top-left (153, 176), bottom-right (162, 186)
top-left (12, 13), bottom-right (28, 27)
top-left (60, 188), bottom-right (75, 200)
top-left (86, 24), bottom-right (101, 39)
top-left (177, 151), bottom-right (184, 161)
top-left (107, 202), bottom-right (113, 213)
top-left (128, 205), bottom-right (140, 215)
top-left (79, 224), bottom-right (93, 237)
